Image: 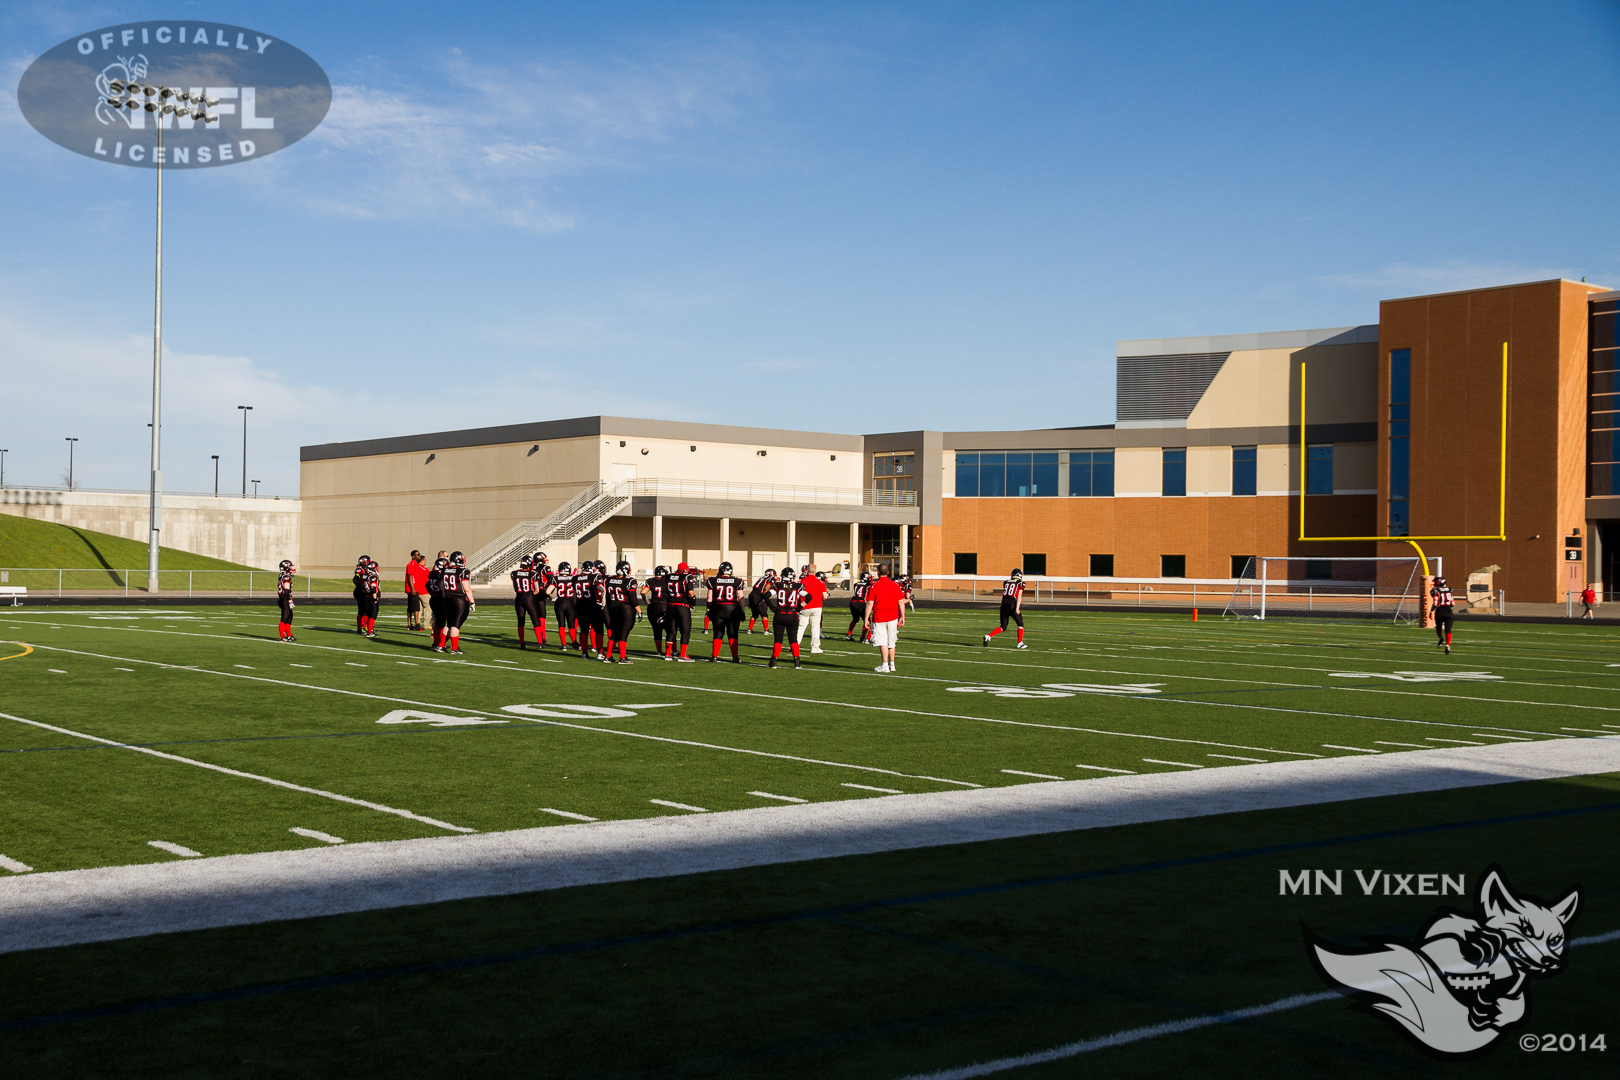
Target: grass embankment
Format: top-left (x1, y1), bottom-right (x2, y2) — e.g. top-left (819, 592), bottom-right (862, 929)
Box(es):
top-left (0, 515), bottom-right (347, 591)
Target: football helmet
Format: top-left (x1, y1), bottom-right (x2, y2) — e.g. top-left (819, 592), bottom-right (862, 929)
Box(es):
top-left (1434, 576), bottom-right (1448, 587)
top-left (451, 551), bottom-right (466, 567)
top-left (367, 559), bottom-right (379, 569)
top-left (718, 561), bottom-right (733, 575)
top-left (616, 560), bottom-right (632, 575)
top-left (780, 568), bottom-right (797, 581)
top-left (1010, 568), bottom-right (1023, 580)
top-left (654, 565), bottom-right (669, 577)
top-left (357, 554), bottom-right (370, 564)
top-left (533, 551), bottom-right (548, 564)
top-left (557, 561), bottom-right (572, 574)
top-left (800, 565), bottom-right (811, 575)
top-left (279, 559), bottom-right (294, 572)
top-left (519, 556), bottom-right (532, 570)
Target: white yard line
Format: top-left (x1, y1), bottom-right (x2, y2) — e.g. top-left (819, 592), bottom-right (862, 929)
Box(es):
top-left (1375, 741), bottom-right (1427, 748)
top-left (0, 855), bottom-right (33, 873)
top-left (289, 828), bottom-right (345, 845)
top-left (1207, 754), bottom-right (1266, 763)
top-left (1340, 686), bottom-right (1620, 712)
top-left (1074, 764), bottom-right (1134, 774)
top-left (147, 841), bottom-right (202, 858)
top-left (3, 739), bottom-right (1619, 953)
top-left (1426, 737), bottom-right (1483, 745)
top-left (1141, 759), bottom-right (1203, 769)
top-left (749, 791), bottom-right (809, 803)
top-left (1001, 769), bottom-right (1064, 780)
top-left (538, 808), bottom-right (598, 822)
top-left (843, 783), bottom-right (904, 794)
top-left (0, 708), bottom-right (474, 835)
top-left (1322, 744), bottom-right (1381, 754)
top-left (649, 799), bottom-right (707, 813)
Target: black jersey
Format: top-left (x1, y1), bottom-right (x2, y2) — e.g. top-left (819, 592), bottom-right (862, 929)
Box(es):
top-left (278, 570), bottom-right (295, 597)
top-left (605, 573), bottom-right (638, 606)
top-left (668, 572), bottom-right (697, 606)
top-left (427, 562), bottom-right (447, 595)
top-left (442, 564), bottom-right (463, 594)
top-left (363, 568), bottom-right (380, 595)
top-left (1431, 585), bottom-right (1455, 608)
top-left (535, 567), bottom-right (556, 596)
top-left (770, 581), bottom-right (810, 615)
top-left (578, 572), bottom-right (604, 606)
top-left (511, 568), bottom-right (538, 594)
top-left (708, 574), bottom-right (745, 605)
top-left (751, 573), bottom-right (776, 596)
top-left (646, 573), bottom-right (673, 605)
top-left (1002, 578), bottom-right (1024, 601)
top-left (852, 579), bottom-right (870, 604)
top-left (899, 576), bottom-right (914, 599)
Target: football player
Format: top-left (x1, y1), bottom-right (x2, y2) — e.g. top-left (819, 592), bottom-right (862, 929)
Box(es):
top-left (984, 567), bottom-right (1027, 649)
top-left (665, 562), bottom-right (698, 661)
top-left (603, 560), bottom-right (640, 663)
top-left (439, 551), bottom-right (474, 654)
top-left (575, 560), bottom-right (607, 658)
top-left (707, 560), bottom-right (746, 662)
top-left (352, 555), bottom-right (371, 636)
top-left (276, 559), bottom-right (298, 641)
top-left (644, 565), bottom-right (672, 658)
top-left (1431, 575), bottom-right (1456, 654)
top-left (899, 573), bottom-right (916, 614)
top-left (766, 568), bottom-right (810, 669)
top-left (553, 561), bottom-right (576, 648)
top-left (747, 568), bottom-right (776, 634)
top-left (847, 570), bottom-right (871, 641)
top-left (427, 555), bottom-right (448, 649)
top-left (511, 556), bottom-right (544, 649)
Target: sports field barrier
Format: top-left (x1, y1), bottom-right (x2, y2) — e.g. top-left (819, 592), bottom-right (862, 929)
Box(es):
top-left (910, 574), bottom-right (1432, 617)
top-left (0, 569), bottom-right (354, 597)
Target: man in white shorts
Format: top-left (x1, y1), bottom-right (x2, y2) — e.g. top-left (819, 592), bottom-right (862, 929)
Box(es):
top-left (864, 566), bottom-right (906, 673)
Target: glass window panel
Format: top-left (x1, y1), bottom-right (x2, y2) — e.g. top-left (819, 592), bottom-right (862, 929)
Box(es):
top-left (1592, 464), bottom-right (1620, 497)
top-left (1031, 459), bottom-right (1058, 496)
top-left (1591, 410), bottom-right (1620, 429)
top-left (1593, 313), bottom-right (1617, 351)
top-left (1068, 458), bottom-right (1091, 496)
top-left (1033, 452), bottom-right (1058, 463)
top-left (1089, 553), bottom-right (1114, 576)
top-left (1590, 430), bottom-right (1620, 463)
top-left (1007, 457), bottom-right (1033, 497)
top-left (955, 454), bottom-right (978, 497)
top-left (1162, 448), bottom-right (1186, 497)
top-left (1390, 348), bottom-right (1411, 403)
top-left (1389, 402), bottom-right (1410, 421)
top-left (1388, 439), bottom-right (1410, 499)
top-left (980, 454), bottom-right (1006, 497)
top-left (1232, 446), bottom-right (1257, 496)
top-left (953, 552), bottom-right (978, 575)
top-left (1160, 554), bottom-right (1186, 578)
top-left (1094, 454), bottom-right (1114, 497)
top-left (1592, 370), bottom-right (1620, 395)
top-left (1389, 501), bottom-right (1409, 536)
top-left (1389, 420), bottom-right (1409, 438)
top-left (1307, 444), bottom-right (1334, 495)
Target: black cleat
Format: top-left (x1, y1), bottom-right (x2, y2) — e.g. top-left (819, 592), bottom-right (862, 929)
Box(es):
top-left (519, 640), bottom-right (527, 650)
top-left (768, 657), bottom-right (777, 669)
top-left (793, 657), bottom-right (802, 669)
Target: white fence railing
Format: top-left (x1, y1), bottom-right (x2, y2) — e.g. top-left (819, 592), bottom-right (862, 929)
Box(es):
top-left (627, 478), bottom-right (916, 508)
top-left (909, 574), bottom-right (1421, 613)
top-left (0, 568), bottom-right (339, 597)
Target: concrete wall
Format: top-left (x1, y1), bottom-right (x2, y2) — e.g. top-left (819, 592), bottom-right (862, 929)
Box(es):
top-left (1, 488), bottom-right (300, 569)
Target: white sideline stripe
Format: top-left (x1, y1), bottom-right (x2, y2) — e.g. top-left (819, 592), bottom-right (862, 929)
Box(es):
top-left (1341, 686), bottom-right (1620, 713)
top-left (289, 828), bottom-right (345, 845)
top-left (148, 841), bottom-right (202, 858)
top-left (538, 808), bottom-right (598, 822)
top-left (650, 799), bottom-right (707, 813)
top-left (749, 791), bottom-right (809, 803)
top-left (900, 930), bottom-right (1620, 1080)
top-left (1002, 770), bottom-right (1064, 780)
top-left (1322, 744), bottom-right (1381, 754)
top-left (0, 855), bottom-right (32, 874)
top-left (1207, 754), bottom-right (1266, 763)
top-left (843, 783), bottom-right (904, 794)
top-left (0, 709), bottom-right (473, 835)
top-left (617, 703), bottom-right (682, 709)
top-left (2, 725), bottom-right (1619, 953)
top-left (1142, 759), bottom-right (1203, 769)
top-left (1075, 764), bottom-right (1134, 774)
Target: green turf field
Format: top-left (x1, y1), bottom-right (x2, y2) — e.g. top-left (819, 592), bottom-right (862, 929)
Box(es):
top-left (1, 604), bottom-right (1615, 1076)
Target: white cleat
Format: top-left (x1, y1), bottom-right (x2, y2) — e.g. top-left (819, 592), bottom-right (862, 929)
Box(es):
top-left (982, 634), bottom-right (991, 646)
top-left (1015, 642), bottom-right (1028, 650)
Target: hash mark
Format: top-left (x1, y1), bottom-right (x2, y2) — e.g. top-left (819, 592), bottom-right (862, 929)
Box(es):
top-left (748, 791), bottom-right (808, 803)
top-left (1207, 753), bottom-right (1267, 763)
top-left (1142, 758), bottom-right (1204, 769)
top-left (1074, 763), bottom-right (1135, 774)
top-left (1321, 744), bottom-right (1381, 754)
top-left (289, 827), bottom-right (344, 845)
top-left (0, 854), bottom-right (32, 873)
top-left (538, 807), bottom-right (598, 822)
top-left (147, 840), bottom-right (202, 858)
top-left (842, 783), bottom-right (903, 793)
top-left (1001, 769), bottom-right (1063, 780)
top-left (649, 799), bottom-right (707, 813)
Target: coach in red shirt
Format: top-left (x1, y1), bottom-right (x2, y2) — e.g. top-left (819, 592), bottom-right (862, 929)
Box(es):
top-left (797, 563), bottom-right (828, 653)
top-left (864, 566), bottom-right (905, 673)
top-left (404, 551), bottom-right (430, 632)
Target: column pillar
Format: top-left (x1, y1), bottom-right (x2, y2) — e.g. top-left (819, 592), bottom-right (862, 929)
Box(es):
top-left (850, 521), bottom-right (859, 578)
top-left (899, 520), bottom-right (909, 576)
top-left (720, 517), bottom-right (730, 566)
top-left (786, 519), bottom-right (797, 570)
top-left (652, 514), bottom-right (663, 569)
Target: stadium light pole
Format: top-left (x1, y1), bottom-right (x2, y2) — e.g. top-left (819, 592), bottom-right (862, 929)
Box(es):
top-left (238, 406), bottom-right (252, 497)
top-left (211, 455), bottom-right (220, 497)
top-left (65, 437), bottom-right (78, 491)
top-left (252, 479), bottom-right (260, 499)
top-left (103, 80), bottom-right (218, 593)
top-left (0, 449), bottom-right (7, 488)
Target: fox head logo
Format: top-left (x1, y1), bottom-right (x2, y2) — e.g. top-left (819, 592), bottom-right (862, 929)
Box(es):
top-left (1309, 868), bottom-right (1580, 1057)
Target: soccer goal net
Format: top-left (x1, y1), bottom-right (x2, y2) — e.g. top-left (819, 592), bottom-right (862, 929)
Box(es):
top-left (1222, 556), bottom-right (1430, 622)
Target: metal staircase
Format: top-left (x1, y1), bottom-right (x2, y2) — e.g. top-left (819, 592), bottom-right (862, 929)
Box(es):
top-left (465, 480), bottom-right (633, 584)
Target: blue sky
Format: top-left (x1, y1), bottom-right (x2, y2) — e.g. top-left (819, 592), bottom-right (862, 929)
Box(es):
top-left (3, 1), bottom-right (1617, 497)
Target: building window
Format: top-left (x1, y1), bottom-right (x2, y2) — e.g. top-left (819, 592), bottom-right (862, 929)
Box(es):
top-left (1590, 300), bottom-right (1620, 496)
top-left (954, 552), bottom-right (978, 575)
top-left (955, 453), bottom-right (979, 497)
top-left (1306, 559), bottom-right (1333, 580)
top-left (1232, 555), bottom-right (1255, 578)
top-left (1161, 554), bottom-right (1186, 578)
top-left (1089, 553), bottom-right (1114, 576)
top-left (1232, 446), bottom-right (1257, 496)
top-left (1162, 448), bottom-right (1187, 497)
top-left (873, 452), bottom-right (915, 500)
top-left (1389, 348), bottom-right (1411, 535)
top-left (1069, 451), bottom-right (1115, 496)
top-left (1022, 553), bottom-right (1047, 576)
top-left (871, 525), bottom-right (900, 556)
top-left (1031, 453), bottom-right (1058, 496)
top-left (1006, 453), bottom-right (1033, 497)
top-left (1307, 444), bottom-right (1334, 495)
top-left (979, 453), bottom-right (1006, 497)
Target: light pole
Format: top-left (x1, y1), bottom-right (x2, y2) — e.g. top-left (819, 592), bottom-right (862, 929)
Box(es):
top-left (212, 455), bottom-right (220, 497)
top-left (252, 479), bottom-right (261, 499)
top-left (65, 438), bottom-right (78, 491)
top-left (238, 406), bottom-right (252, 497)
top-left (103, 79), bottom-right (217, 593)
top-left (0, 450), bottom-right (7, 488)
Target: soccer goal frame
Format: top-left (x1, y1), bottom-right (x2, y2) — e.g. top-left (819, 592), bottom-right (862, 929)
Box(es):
top-left (1222, 555), bottom-right (1438, 622)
